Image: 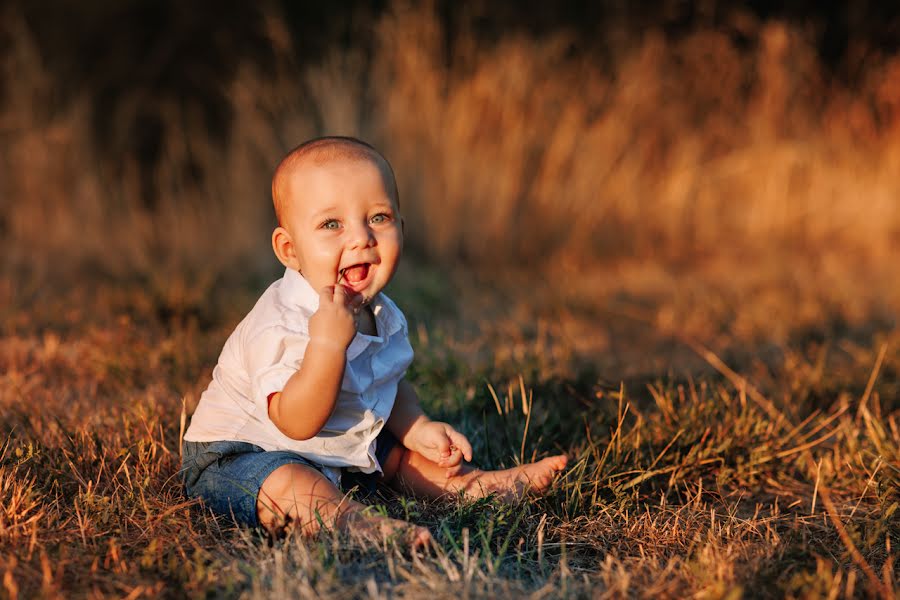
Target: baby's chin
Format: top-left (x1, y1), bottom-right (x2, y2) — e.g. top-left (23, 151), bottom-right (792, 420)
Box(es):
top-left (357, 278), bottom-right (393, 305)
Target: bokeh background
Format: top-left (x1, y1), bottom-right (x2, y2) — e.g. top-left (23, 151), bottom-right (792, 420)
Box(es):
top-left (2, 0), bottom-right (899, 371)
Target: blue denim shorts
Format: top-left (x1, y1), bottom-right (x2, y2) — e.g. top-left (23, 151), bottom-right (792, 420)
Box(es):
top-left (181, 429), bottom-right (398, 528)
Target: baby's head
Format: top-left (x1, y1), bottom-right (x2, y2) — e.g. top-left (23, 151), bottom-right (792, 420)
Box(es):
top-left (271, 137), bottom-right (403, 303)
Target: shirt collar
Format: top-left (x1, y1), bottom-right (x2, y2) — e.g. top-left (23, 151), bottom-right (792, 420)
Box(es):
top-left (367, 293), bottom-right (403, 339)
top-left (279, 268), bottom-right (321, 311)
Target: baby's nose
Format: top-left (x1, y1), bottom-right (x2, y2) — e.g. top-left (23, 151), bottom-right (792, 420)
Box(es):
top-left (347, 223), bottom-right (375, 248)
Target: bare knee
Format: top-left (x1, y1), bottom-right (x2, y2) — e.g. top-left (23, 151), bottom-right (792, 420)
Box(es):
top-left (257, 463), bottom-right (354, 534)
top-left (379, 443), bottom-right (408, 484)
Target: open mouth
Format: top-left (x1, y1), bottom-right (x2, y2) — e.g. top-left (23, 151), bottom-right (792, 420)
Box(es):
top-left (338, 263), bottom-right (374, 292)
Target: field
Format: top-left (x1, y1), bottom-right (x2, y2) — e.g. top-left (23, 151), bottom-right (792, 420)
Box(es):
top-left (1, 3), bottom-right (899, 598)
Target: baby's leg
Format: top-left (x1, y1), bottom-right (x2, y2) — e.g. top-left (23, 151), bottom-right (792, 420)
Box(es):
top-left (381, 446), bottom-right (567, 502)
top-left (258, 463), bottom-right (431, 547)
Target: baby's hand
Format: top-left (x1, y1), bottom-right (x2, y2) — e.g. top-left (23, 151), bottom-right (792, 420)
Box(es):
top-left (406, 420), bottom-right (473, 475)
top-left (308, 285), bottom-right (363, 350)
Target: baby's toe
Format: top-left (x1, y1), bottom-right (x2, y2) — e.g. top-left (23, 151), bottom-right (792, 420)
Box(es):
top-left (548, 455), bottom-right (568, 470)
top-left (410, 526), bottom-right (433, 550)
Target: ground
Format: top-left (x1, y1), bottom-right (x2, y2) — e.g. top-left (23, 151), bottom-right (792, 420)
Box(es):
top-left (0, 250), bottom-right (897, 599)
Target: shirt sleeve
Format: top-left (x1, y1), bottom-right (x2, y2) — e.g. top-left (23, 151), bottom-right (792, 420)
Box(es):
top-left (245, 325), bottom-right (311, 410)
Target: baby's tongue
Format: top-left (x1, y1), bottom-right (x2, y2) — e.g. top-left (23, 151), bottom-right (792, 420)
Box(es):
top-left (343, 264), bottom-right (369, 283)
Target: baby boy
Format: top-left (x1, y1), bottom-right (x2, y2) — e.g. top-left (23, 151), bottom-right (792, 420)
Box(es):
top-left (181, 136), bottom-right (567, 545)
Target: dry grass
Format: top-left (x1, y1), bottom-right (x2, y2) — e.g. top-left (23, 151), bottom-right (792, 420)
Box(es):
top-left (0, 276), bottom-right (897, 598)
top-left (1, 1), bottom-right (899, 597)
top-left (3, 3), bottom-right (900, 280)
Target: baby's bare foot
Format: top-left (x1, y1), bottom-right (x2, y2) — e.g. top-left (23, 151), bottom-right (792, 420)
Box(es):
top-left (455, 455), bottom-right (568, 501)
top-left (342, 510), bottom-right (432, 549)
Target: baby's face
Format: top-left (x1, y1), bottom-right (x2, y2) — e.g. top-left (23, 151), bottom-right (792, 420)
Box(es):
top-left (277, 158), bottom-right (403, 303)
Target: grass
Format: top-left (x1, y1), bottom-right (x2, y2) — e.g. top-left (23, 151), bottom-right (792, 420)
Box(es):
top-left (0, 260), bottom-right (897, 598)
top-left (3, 4), bottom-right (900, 281)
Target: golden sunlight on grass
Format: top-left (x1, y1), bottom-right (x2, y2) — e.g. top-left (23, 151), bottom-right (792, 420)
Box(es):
top-left (1, 2), bottom-right (898, 598)
top-left (0, 290), bottom-right (897, 597)
top-left (2, 4), bottom-right (899, 279)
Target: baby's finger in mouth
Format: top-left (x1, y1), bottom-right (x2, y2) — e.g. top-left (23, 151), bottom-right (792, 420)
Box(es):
top-left (333, 284), bottom-right (359, 307)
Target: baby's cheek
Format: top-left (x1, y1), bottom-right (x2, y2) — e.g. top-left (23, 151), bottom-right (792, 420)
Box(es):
top-left (310, 251), bottom-right (343, 282)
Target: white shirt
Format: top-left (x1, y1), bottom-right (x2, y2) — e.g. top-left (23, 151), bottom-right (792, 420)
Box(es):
top-left (184, 268), bottom-right (414, 486)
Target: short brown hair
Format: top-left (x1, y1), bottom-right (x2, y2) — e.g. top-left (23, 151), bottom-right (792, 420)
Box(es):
top-left (271, 136), bottom-right (399, 225)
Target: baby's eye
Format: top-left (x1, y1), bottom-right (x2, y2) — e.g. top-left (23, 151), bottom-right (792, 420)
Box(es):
top-left (320, 219), bottom-right (341, 230)
top-left (370, 213), bottom-right (391, 224)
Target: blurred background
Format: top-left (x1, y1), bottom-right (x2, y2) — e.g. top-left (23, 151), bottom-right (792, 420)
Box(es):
top-left (2, 0), bottom-right (899, 377)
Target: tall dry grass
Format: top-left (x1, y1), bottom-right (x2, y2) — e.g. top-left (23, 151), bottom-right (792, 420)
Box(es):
top-left (373, 7), bottom-right (900, 264)
top-left (2, 2), bottom-right (899, 288)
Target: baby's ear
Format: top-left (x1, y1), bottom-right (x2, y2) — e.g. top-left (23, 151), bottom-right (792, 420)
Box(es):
top-left (272, 226), bottom-right (300, 270)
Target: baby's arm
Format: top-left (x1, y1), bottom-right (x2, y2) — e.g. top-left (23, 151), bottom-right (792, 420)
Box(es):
top-left (388, 380), bottom-right (473, 472)
top-left (268, 285), bottom-right (362, 440)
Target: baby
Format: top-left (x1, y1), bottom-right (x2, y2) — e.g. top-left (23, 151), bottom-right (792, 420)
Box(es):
top-left (181, 136), bottom-right (567, 545)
